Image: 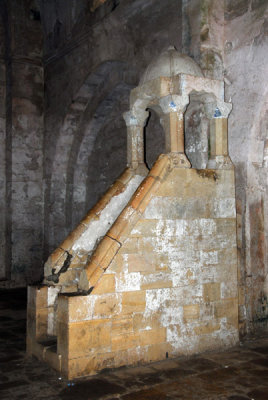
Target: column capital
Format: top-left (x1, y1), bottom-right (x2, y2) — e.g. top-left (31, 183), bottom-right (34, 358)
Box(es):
top-left (159, 94), bottom-right (189, 115)
top-left (204, 100), bottom-right (232, 119)
top-left (123, 110), bottom-right (149, 127)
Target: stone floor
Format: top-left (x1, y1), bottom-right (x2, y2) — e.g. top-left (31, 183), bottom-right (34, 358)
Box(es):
top-left (0, 288), bottom-right (268, 399)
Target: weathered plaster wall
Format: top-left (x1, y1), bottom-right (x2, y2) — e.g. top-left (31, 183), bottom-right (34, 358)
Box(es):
top-left (1, 0), bottom-right (182, 286)
top-left (41, 0), bottom-right (182, 259)
top-left (11, 0), bottom-right (44, 284)
top-left (0, 0), bottom-right (44, 285)
top-left (43, 170), bottom-right (145, 297)
top-left (27, 155), bottom-right (238, 378)
top-left (224, 0), bottom-right (268, 333)
top-left (183, 0), bottom-right (268, 334)
top-left (2, 0), bottom-right (267, 342)
top-left (0, 1), bottom-right (9, 280)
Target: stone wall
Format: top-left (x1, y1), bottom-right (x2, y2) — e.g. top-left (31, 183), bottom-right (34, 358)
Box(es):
top-left (182, 0), bottom-right (268, 335)
top-left (43, 168), bottom-right (145, 297)
top-left (1, 0), bottom-right (182, 286)
top-left (2, 0), bottom-right (267, 340)
top-left (27, 154), bottom-right (238, 378)
top-left (0, 1), bottom-right (9, 280)
top-left (224, 0), bottom-right (268, 334)
top-left (41, 0), bottom-right (182, 258)
top-left (0, 0), bottom-right (44, 285)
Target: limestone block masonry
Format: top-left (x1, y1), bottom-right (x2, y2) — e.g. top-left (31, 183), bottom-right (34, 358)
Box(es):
top-left (27, 153), bottom-right (238, 378)
top-left (27, 48), bottom-right (238, 379)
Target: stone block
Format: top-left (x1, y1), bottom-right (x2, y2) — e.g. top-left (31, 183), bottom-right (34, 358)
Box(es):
top-left (141, 272), bottom-right (173, 290)
top-left (194, 322), bottom-right (221, 335)
top-left (218, 247), bottom-right (237, 264)
top-left (86, 264), bottom-right (104, 288)
top-left (130, 219), bottom-right (158, 237)
top-left (111, 317), bottom-right (133, 336)
top-left (149, 154), bottom-right (170, 181)
top-left (61, 284), bottom-right (78, 293)
top-left (212, 198), bottom-right (236, 218)
top-left (214, 298), bottom-right (238, 328)
top-left (62, 351), bottom-right (116, 379)
top-left (115, 267), bottom-right (141, 292)
top-left (80, 210), bottom-right (98, 227)
top-left (220, 279), bottom-right (238, 299)
top-left (142, 343), bottom-right (172, 363)
top-left (203, 282), bottom-right (221, 302)
top-left (58, 268), bottom-right (78, 286)
top-left (60, 224), bottom-right (87, 251)
top-left (43, 347), bottom-right (61, 372)
top-left (121, 290), bottom-right (146, 315)
top-left (133, 313), bottom-right (161, 332)
top-left (116, 168), bottom-right (134, 185)
top-left (215, 217), bottom-right (236, 235)
top-left (68, 319), bottom-right (111, 357)
top-left (93, 293), bottom-right (121, 318)
top-left (183, 304), bottom-right (200, 322)
top-left (108, 254), bottom-right (125, 274)
top-left (120, 237), bottom-right (139, 254)
top-left (128, 254), bottom-right (155, 273)
top-left (27, 339), bottom-right (46, 360)
top-left (57, 320), bottom-right (70, 359)
top-left (27, 285), bottom-right (48, 309)
top-left (155, 168), bottom-right (190, 197)
top-left (45, 248), bottom-right (67, 271)
top-left (111, 332), bottom-right (139, 351)
top-left (137, 237), bottom-right (155, 254)
top-left (90, 235), bottom-right (121, 270)
top-left (130, 176), bottom-right (160, 213)
top-left (57, 294), bottom-right (94, 323)
top-left (34, 308), bottom-right (49, 339)
top-left (124, 347), bottom-right (140, 366)
top-left (143, 196), bottom-right (208, 220)
top-left (139, 327), bottom-right (166, 346)
top-left (92, 274), bottom-right (115, 294)
top-left (68, 253), bottom-right (88, 269)
top-left (107, 206), bottom-right (137, 241)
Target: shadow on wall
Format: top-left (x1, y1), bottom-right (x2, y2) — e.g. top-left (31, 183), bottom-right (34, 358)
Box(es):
top-left (185, 96), bottom-right (210, 169)
top-left (45, 60), bottom-right (138, 256)
top-left (144, 109), bottom-right (166, 169)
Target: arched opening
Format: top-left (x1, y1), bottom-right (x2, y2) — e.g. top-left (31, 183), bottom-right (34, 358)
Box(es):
top-left (84, 99), bottom-right (128, 214)
top-left (71, 81), bottom-right (131, 228)
top-left (46, 60), bottom-right (136, 251)
top-left (184, 93), bottom-right (210, 169)
top-left (144, 108), bottom-right (165, 169)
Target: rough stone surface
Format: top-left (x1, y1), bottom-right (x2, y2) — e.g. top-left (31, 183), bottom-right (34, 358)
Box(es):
top-left (41, 0), bottom-right (182, 259)
top-left (0, 0), bottom-right (267, 363)
top-left (224, 0), bottom-right (268, 335)
top-left (27, 148), bottom-right (238, 378)
top-left (0, 0), bottom-right (44, 285)
top-left (0, 0), bottom-right (182, 286)
top-left (182, 0), bottom-right (268, 335)
top-left (1, 288), bottom-right (268, 400)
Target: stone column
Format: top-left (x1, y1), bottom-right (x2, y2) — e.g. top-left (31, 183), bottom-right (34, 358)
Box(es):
top-left (160, 111), bottom-right (184, 153)
top-left (206, 102), bottom-right (232, 169)
top-left (123, 110), bottom-right (149, 175)
top-left (159, 94), bottom-right (191, 168)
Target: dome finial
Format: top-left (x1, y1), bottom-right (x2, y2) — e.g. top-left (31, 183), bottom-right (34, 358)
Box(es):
top-left (140, 47), bottom-right (203, 85)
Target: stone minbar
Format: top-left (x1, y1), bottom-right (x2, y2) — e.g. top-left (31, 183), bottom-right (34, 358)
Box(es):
top-left (27, 47), bottom-right (238, 379)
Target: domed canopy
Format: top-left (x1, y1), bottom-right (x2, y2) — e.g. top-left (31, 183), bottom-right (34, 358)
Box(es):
top-left (140, 46), bottom-right (203, 85)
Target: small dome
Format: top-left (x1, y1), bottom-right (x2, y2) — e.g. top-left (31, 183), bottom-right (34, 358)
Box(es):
top-left (140, 46), bottom-right (203, 85)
